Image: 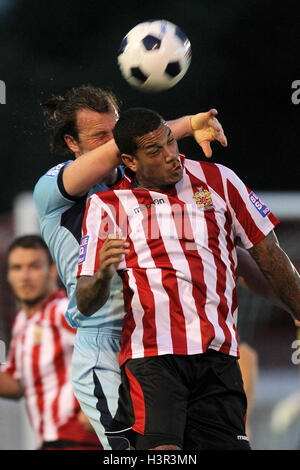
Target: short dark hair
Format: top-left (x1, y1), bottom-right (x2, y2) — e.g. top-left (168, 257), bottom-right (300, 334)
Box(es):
top-left (42, 84), bottom-right (121, 156)
top-left (113, 107), bottom-right (163, 156)
top-left (7, 235), bottom-right (53, 266)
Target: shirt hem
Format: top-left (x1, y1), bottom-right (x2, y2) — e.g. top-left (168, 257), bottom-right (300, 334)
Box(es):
top-left (120, 345), bottom-right (239, 366)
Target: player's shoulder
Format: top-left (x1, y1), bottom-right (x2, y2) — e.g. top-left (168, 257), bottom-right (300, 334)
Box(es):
top-left (33, 161), bottom-right (67, 196)
top-left (49, 289), bottom-right (68, 305)
top-left (45, 290), bottom-right (76, 333)
top-left (34, 160), bottom-right (72, 193)
top-left (11, 309), bottom-right (26, 331)
top-left (44, 161), bottom-right (70, 178)
top-left (46, 290), bottom-right (69, 319)
top-left (184, 158), bottom-right (238, 179)
top-left (184, 157), bottom-right (228, 171)
top-left (35, 161), bottom-right (71, 184)
top-left (88, 185), bottom-right (129, 206)
top-left (33, 160), bottom-right (75, 216)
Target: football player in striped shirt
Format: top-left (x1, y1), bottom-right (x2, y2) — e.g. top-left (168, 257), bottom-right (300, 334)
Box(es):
top-left (33, 84), bottom-right (227, 449)
top-left (0, 235), bottom-right (101, 450)
top-left (76, 107), bottom-right (300, 450)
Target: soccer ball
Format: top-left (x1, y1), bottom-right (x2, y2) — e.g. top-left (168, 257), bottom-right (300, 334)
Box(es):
top-left (117, 20), bottom-right (192, 92)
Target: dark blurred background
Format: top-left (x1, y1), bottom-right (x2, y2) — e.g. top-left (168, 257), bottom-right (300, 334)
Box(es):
top-left (0, 0), bottom-right (299, 216)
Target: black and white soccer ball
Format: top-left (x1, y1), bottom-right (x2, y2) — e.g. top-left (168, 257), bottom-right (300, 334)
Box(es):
top-left (118, 20), bottom-right (192, 92)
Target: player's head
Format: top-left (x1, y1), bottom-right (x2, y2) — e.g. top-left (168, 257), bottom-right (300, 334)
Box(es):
top-left (113, 107), bottom-right (182, 191)
top-left (7, 235), bottom-right (58, 311)
top-left (42, 84), bottom-right (120, 157)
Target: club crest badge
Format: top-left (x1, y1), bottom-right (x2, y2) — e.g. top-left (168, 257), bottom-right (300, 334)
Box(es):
top-left (33, 326), bottom-right (43, 344)
top-left (193, 186), bottom-right (214, 210)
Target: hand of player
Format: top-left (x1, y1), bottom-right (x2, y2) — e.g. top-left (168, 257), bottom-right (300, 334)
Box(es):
top-left (97, 234), bottom-right (129, 281)
top-left (190, 109), bottom-right (227, 158)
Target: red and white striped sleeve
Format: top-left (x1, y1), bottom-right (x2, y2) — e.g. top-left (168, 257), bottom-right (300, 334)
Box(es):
top-left (77, 194), bottom-right (118, 278)
top-left (218, 164), bottom-right (280, 249)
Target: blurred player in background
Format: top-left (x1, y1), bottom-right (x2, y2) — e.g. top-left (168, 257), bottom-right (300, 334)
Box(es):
top-left (238, 342), bottom-right (258, 438)
top-left (0, 235), bottom-right (101, 450)
top-left (270, 320), bottom-right (300, 438)
top-left (235, 266), bottom-right (260, 440)
top-left (76, 107), bottom-right (300, 450)
top-left (33, 84), bottom-right (227, 450)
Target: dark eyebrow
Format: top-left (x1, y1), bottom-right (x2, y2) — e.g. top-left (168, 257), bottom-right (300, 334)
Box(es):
top-left (142, 128), bottom-right (173, 150)
top-left (144, 143), bottom-right (159, 150)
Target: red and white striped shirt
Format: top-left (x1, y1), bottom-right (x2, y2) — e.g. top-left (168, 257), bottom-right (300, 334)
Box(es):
top-left (78, 156), bottom-right (279, 366)
top-left (2, 290), bottom-right (100, 448)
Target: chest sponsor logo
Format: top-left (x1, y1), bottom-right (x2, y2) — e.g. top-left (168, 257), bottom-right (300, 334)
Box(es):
top-left (249, 191), bottom-right (270, 217)
top-left (78, 235), bottom-right (89, 264)
top-left (193, 186), bottom-right (214, 210)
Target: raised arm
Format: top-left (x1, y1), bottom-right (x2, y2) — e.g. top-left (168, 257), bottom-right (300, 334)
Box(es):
top-left (62, 138), bottom-right (121, 197)
top-left (63, 109), bottom-right (227, 198)
top-left (247, 231), bottom-right (300, 320)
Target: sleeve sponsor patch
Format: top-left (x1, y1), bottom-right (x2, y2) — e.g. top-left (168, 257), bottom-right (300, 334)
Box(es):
top-left (46, 163), bottom-right (66, 177)
top-left (78, 235), bottom-right (89, 264)
top-left (249, 191), bottom-right (270, 217)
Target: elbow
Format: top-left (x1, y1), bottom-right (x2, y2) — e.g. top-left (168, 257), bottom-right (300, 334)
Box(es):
top-left (76, 291), bottom-right (108, 318)
top-left (76, 296), bottom-right (93, 317)
top-left (76, 289), bottom-right (89, 317)
top-left (76, 276), bottom-right (110, 316)
top-left (76, 280), bottom-right (93, 317)
top-left (15, 389), bottom-right (24, 400)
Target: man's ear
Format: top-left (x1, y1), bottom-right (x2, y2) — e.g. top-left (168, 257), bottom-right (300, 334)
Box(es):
top-left (121, 153), bottom-right (138, 172)
top-left (64, 134), bottom-right (80, 154)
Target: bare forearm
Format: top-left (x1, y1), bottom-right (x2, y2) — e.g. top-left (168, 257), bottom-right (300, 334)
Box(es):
top-left (0, 372), bottom-right (23, 400)
top-left (259, 250), bottom-right (300, 319)
top-left (76, 275), bottom-right (111, 317)
top-left (167, 116), bottom-right (192, 140)
top-left (249, 233), bottom-right (300, 320)
top-left (236, 246), bottom-right (292, 314)
top-left (63, 139), bottom-right (121, 197)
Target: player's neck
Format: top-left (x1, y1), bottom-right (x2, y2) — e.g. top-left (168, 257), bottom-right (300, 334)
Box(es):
top-left (133, 177), bottom-right (173, 192)
top-left (21, 288), bottom-right (56, 318)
